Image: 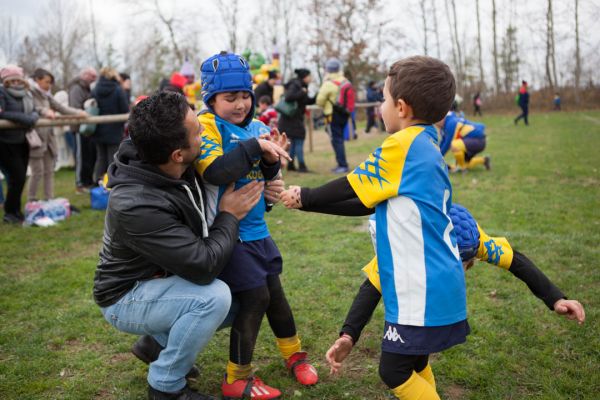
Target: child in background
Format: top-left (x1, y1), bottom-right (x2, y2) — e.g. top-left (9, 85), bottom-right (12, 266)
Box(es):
top-left (196, 52), bottom-right (318, 400)
top-left (281, 56), bottom-right (466, 400)
top-left (257, 95), bottom-right (278, 129)
top-left (437, 108), bottom-right (491, 172)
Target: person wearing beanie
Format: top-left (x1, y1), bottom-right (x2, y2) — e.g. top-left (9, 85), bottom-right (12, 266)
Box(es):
top-left (316, 57), bottom-right (354, 173)
top-left (180, 59), bottom-right (202, 110)
top-left (0, 64), bottom-right (40, 224)
top-left (278, 68), bottom-right (315, 172)
top-left (195, 51), bottom-right (318, 399)
top-left (253, 69), bottom-right (279, 105)
top-left (161, 72), bottom-right (187, 95)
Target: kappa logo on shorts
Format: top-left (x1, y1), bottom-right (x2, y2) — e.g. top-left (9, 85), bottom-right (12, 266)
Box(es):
top-left (383, 326), bottom-right (405, 343)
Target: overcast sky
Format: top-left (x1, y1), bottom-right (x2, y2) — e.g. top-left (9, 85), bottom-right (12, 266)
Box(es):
top-left (3, 0), bottom-right (600, 89)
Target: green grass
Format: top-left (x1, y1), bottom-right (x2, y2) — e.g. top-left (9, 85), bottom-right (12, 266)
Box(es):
top-left (1, 111), bottom-right (599, 399)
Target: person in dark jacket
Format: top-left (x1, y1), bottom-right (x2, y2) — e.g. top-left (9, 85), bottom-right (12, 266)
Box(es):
top-left (278, 68), bottom-right (315, 172)
top-left (253, 70), bottom-right (279, 105)
top-left (514, 80), bottom-right (530, 126)
top-left (92, 67), bottom-right (129, 182)
top-left (94, 91), bottom-right (265, 400)
top-left (364, 81), bottom-right (383, 134)
top-left (68, 67), bottom-right (97, 193)
top-left (0, 65), bottom-right (40, 224)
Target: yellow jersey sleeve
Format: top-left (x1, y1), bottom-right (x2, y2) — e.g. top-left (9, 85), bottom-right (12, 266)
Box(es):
top-left (476, 224), bottom-right (514, 269)
top-left (361, 256), bottom-right (382, 293)
top-left (195, 113), bottom-right (223, 176)
top-left (347, 128), bottom-right (421, 208)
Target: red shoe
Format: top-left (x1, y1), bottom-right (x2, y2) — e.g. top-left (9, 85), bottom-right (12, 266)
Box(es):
top-left (286, 352), bottom-right (319, 386)
top-left (221, 375), bottom-right (281, 399)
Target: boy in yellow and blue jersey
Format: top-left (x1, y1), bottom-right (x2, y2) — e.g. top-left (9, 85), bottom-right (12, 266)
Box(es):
top-left (281, 56), bottom-right (466, 400)
top-left (437, 107), bottom-right (490, 172)
top-left (318, 204), bottom-right (585, 378)
top-left (195, 52), bottom-right (318, 400)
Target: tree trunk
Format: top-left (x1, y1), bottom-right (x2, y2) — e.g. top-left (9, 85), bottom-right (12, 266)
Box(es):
top-left (431, 0), bottom-right (441, 58)
top-left (420, 0), bottom-right (428, 55)
top-left (545, 0), bottom-right (554, 91)
top-left (475, 0), bottom-right (484, 88)
top-left (574, 0), bottom-right (581, 104)
top-left (492, 0), bottom-right (501, 93)
top-left (444, 0), bottom-right (459, 79)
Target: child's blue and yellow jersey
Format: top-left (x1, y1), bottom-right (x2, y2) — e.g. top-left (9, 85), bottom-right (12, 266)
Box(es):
top-left (363, 224), bottom-right (515, 293)
top-left (439, 111), bottom-right (486, 155)
top-left (347, 124), bottom-right (466, 327)
top-left (195, 111), bottom-right (272, 241)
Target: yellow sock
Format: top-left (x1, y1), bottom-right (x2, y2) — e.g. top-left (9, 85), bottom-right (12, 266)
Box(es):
top-left (453, 150), bottom-right (466, 169)
top-left (226, 361), bottom-right (253, 384)
top-left (467, 156), bottom-right (485, 169)
top-left (276, 335), bottom-right (301, 360)
top-left (391, 371), bottom-right (440, 400)
top-left (417, 363), bottom-right (436, 390)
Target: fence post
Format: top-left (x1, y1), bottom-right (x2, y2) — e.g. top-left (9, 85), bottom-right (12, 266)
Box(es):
top-left (307, 109), bottom-right (314, 153)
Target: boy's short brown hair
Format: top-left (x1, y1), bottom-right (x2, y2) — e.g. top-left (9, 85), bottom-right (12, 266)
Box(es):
top-left (387, 56), bottom-right (456, 124)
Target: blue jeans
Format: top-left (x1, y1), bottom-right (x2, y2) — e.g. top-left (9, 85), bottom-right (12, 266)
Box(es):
top-left (101, 276), bottom-right (232, 393)
top-left (328, 122), bottom-right (348, 168)
top-left (289, 138), bottom-right (305, 164)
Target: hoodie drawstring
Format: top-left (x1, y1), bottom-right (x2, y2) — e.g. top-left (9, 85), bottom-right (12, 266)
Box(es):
top-left (182, 179), bottom-right (209, 238)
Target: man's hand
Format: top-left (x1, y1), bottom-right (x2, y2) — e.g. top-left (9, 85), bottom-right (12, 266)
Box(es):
top-left (258, 138), bottom-right (291, 164)
top-left (218, 181), bottom-right (263, 220)
top-left (43, 109), bottom-right (56, 119)
top-left (325, 334), bottom-right (353, 375)
top-left (280, 185), bottom-right (302, 209)
top-left (553, 299), bottom-right (585, 325)
top-left (264, 178), bottom-right (284, 204)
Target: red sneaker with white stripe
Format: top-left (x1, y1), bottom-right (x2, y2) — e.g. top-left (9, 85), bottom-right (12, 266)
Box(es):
top-left (286, 352), bottom-right (319, 386)
top-left (221, 375), bottom-right (281, 399)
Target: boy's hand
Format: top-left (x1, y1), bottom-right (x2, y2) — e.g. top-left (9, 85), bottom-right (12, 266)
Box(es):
top-left (325, 334), bottom-right (353, 375)
top-left (218, 182), bottom-right (263, 220)
top-left (264, 178), bottom-right (284, 204)
top-left (280, 186), bottom-right (302, 209)
top-left (553, 299), bottom-right (585, 325)
top-left (258, 139), bottom-right (291, 164)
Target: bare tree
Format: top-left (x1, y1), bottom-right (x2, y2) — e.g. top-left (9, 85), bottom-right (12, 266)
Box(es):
top-left (501, 25), bottom-right (519, 92)
top-left (153, 0), bottom-right (183, 65)
top-left (444, 0), bottom-right (463, 92)
top-left (88, 0), bottom-right (102, 69)
top-left (491, 0), bottom-right (501, 93)
top-left (545, 0), bottom-right (558, 90)
top-left (0, 17), bottom-right (21, 64)
top-left (574, 0), bottom-right (581, 104)
top-left (475, 0), bottom-right (484, 88)
top-left (419, 0), bottom-right (428, 55)
top-left (31, 0), bottom-right (89, 88)
top-left (216, 0), bottom-right (240, 53)
top-left (430, 0), bottom-right (441, 58)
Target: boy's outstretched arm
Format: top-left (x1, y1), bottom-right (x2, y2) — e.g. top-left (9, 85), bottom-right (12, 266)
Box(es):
top-left (508, 250), bottom-right (585, 324)
top-left (326, 279), bottom-right (382, 374)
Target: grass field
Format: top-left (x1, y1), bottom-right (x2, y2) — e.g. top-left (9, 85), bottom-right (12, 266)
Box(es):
top-left (0, 111), bottom-right (599, 399)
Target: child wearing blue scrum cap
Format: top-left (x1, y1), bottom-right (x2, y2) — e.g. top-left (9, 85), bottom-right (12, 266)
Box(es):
top-left (195, 52), bottom-right (318, 400)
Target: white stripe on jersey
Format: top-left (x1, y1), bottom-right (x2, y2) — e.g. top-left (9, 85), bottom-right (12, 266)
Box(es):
top-left (387, 196), bottom-right (426, 326)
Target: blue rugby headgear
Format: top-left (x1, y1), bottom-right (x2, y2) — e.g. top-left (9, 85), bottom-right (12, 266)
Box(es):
top-left (449, 203), bottom-right (480, 261)
top-left (200, 51), bottom-right (255, 125)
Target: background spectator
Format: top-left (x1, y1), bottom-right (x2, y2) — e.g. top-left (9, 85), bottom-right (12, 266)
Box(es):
top-left (91, 67), bottom-right (129, 183)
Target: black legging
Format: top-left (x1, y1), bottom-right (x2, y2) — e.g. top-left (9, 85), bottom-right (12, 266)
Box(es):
top-left (379, 352), bottom-right (429, 389)
top-left (0, 141), bottom-right (29, 215)
top-left (229, 274), bottom-right (296, 364)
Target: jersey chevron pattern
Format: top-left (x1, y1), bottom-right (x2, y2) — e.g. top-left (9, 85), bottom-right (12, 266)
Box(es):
top-left (347, 124), bottom-right (466, 327)
top-left (195, 111), bottom-right (272, 241)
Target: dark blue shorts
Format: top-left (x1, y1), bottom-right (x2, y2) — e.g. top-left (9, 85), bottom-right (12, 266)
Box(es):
top-left (218, 236), bottom-right (283, 293)
top-left (462, 137), bottom-right (486, 161)
top-left (381, 319), bottom-right (470, 355)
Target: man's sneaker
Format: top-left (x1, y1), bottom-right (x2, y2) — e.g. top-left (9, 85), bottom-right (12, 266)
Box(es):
top-left (148, 384), bottom-right (217, 400)
top-left (286, 352), bottom-right (318, 386)
top-left (484, 156), bottom-right (491, 171)
top-left (3, 213), bottom-right (23, 224)
top-left (132, 335), bottom-right (200, 379)
top-left (221, 375), bottom-right (281, 399)
top-left (331, 166), bottom-right (349, 174)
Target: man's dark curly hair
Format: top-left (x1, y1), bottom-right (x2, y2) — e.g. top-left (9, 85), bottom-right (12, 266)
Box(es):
top-left (128, 91), bottom-right (191, 164)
